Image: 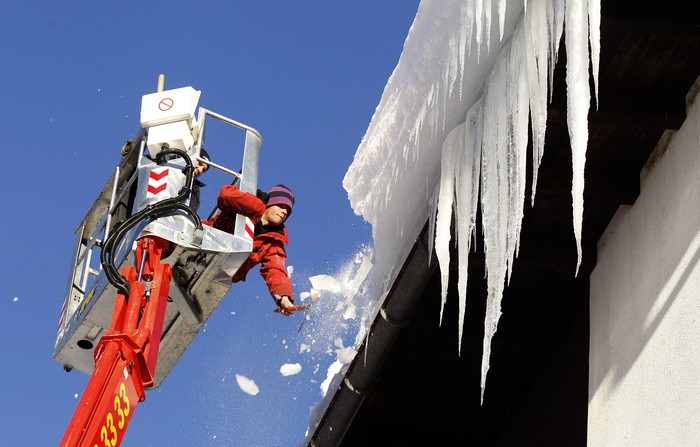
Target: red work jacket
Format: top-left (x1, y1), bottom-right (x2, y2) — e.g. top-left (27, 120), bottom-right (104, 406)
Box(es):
top-left (203, 185), bottom-right (294, 301)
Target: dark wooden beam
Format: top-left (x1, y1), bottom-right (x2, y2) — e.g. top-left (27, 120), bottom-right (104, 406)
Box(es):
top-left (602, 15), bottom-right (700, 36)
top-left (547, 96), bottom-right (686, 130)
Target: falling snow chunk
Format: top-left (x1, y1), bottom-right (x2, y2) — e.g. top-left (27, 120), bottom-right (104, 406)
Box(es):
top-left (74, 394), bottom-right (78, 399)
top-left (280, 363), bottom-right (302, 376)
top-left (309, 275), bottom-right (343, 295)
top-left (235, 374), bottom-right (259, 396)
top-left (287, 265), bottom-right (294, 277)
top-left (299, 291), bottom-right (311, 302)
top-left (300, 343), bottom-right (311, 353)
top-left (12, 297), bottom-right (19, 302)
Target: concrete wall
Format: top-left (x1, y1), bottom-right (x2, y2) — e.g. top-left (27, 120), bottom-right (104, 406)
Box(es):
top-left (589, 79), bottom-right (700, 446)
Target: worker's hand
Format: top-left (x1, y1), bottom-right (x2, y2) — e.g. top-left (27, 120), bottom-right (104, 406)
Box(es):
top-left (277, 295), bottom-right (295, 316)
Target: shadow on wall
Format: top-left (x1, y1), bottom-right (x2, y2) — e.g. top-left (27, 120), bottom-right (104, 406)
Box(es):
top-left (588, 98), bottom-right (700, 399)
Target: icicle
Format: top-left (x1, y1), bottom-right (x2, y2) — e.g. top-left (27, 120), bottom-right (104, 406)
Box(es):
top-left (448, 29), bottom-right (459, 99)
top-left (479, 55), bottom-right (508, 404)
top-left (548, 0), bottom-right (566, 100)
top-left (525, 0), bottom-right (549, 206)
top-left (434, 127), bottom-right (460, 325)
top-left (459, 1), bottom-right (470, 100)
top-left (497, 0), bottom-right (507, 41)
top-left (439, 125), bottom-right (463, 343)
top-left (428, 182), bottom-right (440, 267)
top-left (475, 0), bottom-right (484, 57)
top-left (565, 0), bottom-right (591, 275)
top-left (505, 26), bottom-right (529, 283)
top-left (588, 0), bottom-right (601, 108)
top-left (466, 0), bottom-right (475, 57)
top-left (455, 101), bottom-right (482, 353)
top-left (471, 101), bottom-right (484, 249)
top-left (484, 0), bottom-right (492, 53)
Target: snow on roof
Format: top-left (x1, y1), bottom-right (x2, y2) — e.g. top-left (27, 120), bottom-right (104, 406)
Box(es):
top-left (343, 0), bottom-right (523, 282)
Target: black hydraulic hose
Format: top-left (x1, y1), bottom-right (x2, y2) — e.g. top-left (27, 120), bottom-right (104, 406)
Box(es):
top-left (100, 148), bottom-right (203, 297)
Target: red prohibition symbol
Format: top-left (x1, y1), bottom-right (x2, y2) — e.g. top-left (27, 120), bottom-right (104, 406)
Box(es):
top-left (158, 97), bottom-right (174, 111)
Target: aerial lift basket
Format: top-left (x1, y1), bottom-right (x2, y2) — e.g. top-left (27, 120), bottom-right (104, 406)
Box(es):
top-left (53, 85), bottom-right (262, 388)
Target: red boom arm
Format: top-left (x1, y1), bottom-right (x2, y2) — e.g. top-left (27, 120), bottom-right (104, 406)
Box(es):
top-left (61, 237), bottom-right (171, 447)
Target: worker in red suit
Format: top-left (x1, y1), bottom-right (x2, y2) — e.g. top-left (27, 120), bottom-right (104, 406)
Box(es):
top-left (203, 183), bottom-right (296, 315)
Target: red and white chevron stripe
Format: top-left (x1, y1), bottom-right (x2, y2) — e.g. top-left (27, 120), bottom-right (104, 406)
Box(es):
top-left (147, 168), bottom-right (169, 196)
top-left (245, 217), bottom-right (255, 241)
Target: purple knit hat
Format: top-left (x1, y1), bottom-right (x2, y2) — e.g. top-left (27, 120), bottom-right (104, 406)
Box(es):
top-left (266, 184), bottom-right (295, 215)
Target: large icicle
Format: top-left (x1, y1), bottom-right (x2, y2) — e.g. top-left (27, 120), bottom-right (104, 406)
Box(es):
top-left (505, 25), bottom-right (529, 283)
top-left (479, 49), bottom-right (509, 403)
top-left (477, 21), bottom-right (533, 402)
top-left (434, 124), bottom-right (461, 324)
top-left (565, 0), bottom-right (591, 275)
top-left (524, 0), bottom-right (561, 205)
top-left (434, 101), bottom-right (484, 352)
top-left (455, 102), bottom-right (482, 353)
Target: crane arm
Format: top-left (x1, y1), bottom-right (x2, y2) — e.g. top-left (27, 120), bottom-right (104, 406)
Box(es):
top-left (61, 237), bottom-right (171, 447)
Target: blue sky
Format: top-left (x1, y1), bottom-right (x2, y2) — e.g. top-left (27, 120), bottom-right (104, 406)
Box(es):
top-left (0, 2), bottom-right (419, 446)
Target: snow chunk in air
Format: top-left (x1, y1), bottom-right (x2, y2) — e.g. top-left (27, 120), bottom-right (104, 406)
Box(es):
top-left (280, 363), bottom-right (302, 376)
top-left (309, 275), bottom-right (343, 295)
top-left (235, 374), bottom-right (260, 396)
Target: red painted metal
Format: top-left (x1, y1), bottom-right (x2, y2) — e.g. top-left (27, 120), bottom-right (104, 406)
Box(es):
top-left (61, 237), bottom-right (171, 447)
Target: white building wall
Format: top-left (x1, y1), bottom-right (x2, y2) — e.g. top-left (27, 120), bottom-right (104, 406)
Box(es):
top-left (589, 78), bottom-right (700, 446)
